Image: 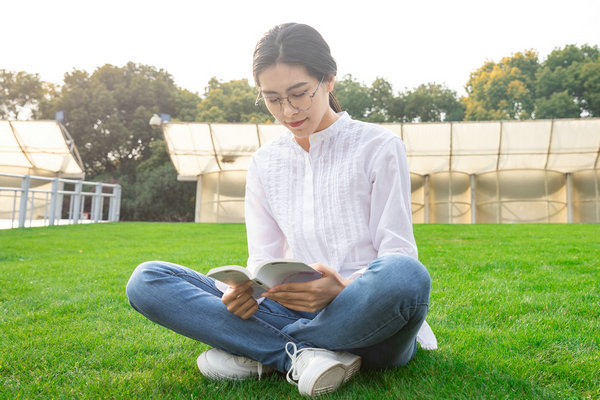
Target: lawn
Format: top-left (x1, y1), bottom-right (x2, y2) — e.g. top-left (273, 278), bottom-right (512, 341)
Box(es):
top-left (0, 223), bottom-right (598, 399)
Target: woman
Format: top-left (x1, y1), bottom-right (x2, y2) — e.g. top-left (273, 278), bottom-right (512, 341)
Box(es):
top-left (126, 23), bottom-right (434, 397)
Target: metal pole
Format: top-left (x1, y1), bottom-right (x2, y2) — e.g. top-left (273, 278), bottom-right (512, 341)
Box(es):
top-left (424, 175), bottom-right (430, 224)
top-left (92, 184), bottom-right (102, 222)
top-left (470, 174), bottom-right (476, 224)
top-left (566, 173), bottom-right (573, 224)
top-left (49, 178), bottom-right (58, 226)
top-left (18, 175), bottom-right (30, 228)
top-left (109, 185), bottom-right (121, 222)
top-left (72, 181), bottom-right (83, 224)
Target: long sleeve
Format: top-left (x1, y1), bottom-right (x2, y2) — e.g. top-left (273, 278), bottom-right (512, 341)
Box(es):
top-left (369, 137), bottom-right (418, 260)
top-left (245, 157), bottom-right (289, 275)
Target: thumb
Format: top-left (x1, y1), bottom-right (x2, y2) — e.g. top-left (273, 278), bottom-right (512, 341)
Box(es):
top-left (311, 263), bottom-right (334, 276)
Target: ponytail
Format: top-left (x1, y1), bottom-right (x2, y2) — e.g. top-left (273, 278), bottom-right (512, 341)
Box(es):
top-left (329, 92), bottom-right (342, 113)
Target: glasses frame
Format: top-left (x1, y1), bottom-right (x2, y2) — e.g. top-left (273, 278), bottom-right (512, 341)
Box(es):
top-left (255, 77), bottom-right (325, 113)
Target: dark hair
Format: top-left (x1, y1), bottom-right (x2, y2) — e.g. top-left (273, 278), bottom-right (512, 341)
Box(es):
top-left (253, 23), bottom-right (342, 113)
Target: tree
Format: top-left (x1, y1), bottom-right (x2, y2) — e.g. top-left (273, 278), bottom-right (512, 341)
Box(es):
top-left (400, 83), bottom-right (464, 122)
top-left (535, 44), bottom-right (600, 118)
top-left (463, 50), bottom-right (539, 120)
top-left (39, 62), bottom-right (200, 176)
top-left (196, 78), bottom-right (272, 123)
top-left (128, 140), bottom-right (195, 221)
top-left (0, 70), bottom-right (45, 119)
top-left (367, 77), bottom-right (394, 122)
top-left (334, 74), bottom-right (373, 120)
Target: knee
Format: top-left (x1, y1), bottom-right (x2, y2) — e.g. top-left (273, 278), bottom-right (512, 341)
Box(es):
top-left (370, 254), bottom-right (431, 303)
top-left (125, 261), bottom-right (166, 309)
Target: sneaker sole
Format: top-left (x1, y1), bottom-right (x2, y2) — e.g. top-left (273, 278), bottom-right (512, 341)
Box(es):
top-left (298, 353), bottom-right (361, 396)
top-left (196, 352), bottom-right (274, 380)
top-left (337, 352), bottom-right (361, 383)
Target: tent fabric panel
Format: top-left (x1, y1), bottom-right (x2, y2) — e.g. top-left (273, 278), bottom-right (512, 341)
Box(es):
top-left (210, 124), bottom-right (260, 154)
top-left (0, 121), bottom-right (35, 168)
top-left (497, 154), bottom-right (547, 170)
top-left (163, 124), bottom-right (214, 155)
top-left (163, 123), bottom-right (217, 176)
top-left (258, 124), bottom-right (285, 145)
top-left (546, 152), bottom-right (598, 173)
top-left (11, 121), bottom-right (70, 172)
top-left (551, 119), bottom-right (600, 153)
top-left (210, 124), bottom-right (259, 171)
top-left (407, 155), bottom-right (449, 175)
top-left (451, 154), bottom-right (497, 174)
top-left (1, 120), bottom-right (84, 176)
top-left (402, 123), bottom-right (450, 156)
top-left (501, 120), bottom-right (552, 154)
top-left (451, 122), bottom-right (500, 155)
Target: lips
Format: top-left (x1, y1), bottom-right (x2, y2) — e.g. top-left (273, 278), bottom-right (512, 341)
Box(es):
top-left (288, 118), bottom-right (307, 128)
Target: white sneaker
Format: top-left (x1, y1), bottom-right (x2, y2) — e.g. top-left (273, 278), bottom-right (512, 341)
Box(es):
top-left (197, 348), bottom-right (274, 380)
top-left (285, 342), bottom-right (361, 397)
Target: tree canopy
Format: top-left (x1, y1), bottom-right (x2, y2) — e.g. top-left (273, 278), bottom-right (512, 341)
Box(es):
top-left (39, 63), bottom-right (199, 176)
top-left (0, 70), bottom-right (46, 119)
top-left (2, 43), bottom-right (599, 221)
top-left (196, 77), bottom-right (272, 123)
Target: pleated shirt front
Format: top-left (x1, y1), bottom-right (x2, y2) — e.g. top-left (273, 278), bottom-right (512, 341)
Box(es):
top-left (245, 113), bottom-right (417, 279)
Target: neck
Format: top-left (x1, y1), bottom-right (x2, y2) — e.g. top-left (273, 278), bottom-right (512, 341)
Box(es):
top-left (295, 137), bottom-right (310, 151)
top-left (294, 109), bottom-right (340, 152)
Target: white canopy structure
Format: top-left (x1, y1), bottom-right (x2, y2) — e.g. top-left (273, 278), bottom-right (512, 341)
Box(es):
top-left (0, 120), bottom-right (84, 178)
top-left (0, 121), bottom-right (118, 228)
top-left (163, 118), bottom-right (600, 224)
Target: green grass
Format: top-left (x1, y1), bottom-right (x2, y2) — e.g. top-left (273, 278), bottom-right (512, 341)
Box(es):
top-left (0, 223), bottom-right (598, 399)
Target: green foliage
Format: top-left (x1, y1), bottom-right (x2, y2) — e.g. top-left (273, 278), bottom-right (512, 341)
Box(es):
top-left (111, 140), bottom-right (196, 222)
top-left (400, 83), bottom-right (465, 122)
top-left (534, 90), bottom-right (581, 119)
top-left (464, 50), bottom-right (539, 120)
top-left (0, 70), bottom-right (45, 119)
top-left (0, 223), bottom-right (598, 399)
top-left (335, 75), bottom-right (464, 123)
top-left (535, 44), bottom-right (600, 118)
top-left (334, 74), bottom-right (373, 119)
top-left (38, 62), bottom-right (200, 176)
top-left (367, 77), bottom-right (394, 122)
top-left (196, 77), bottom-right (273, 123)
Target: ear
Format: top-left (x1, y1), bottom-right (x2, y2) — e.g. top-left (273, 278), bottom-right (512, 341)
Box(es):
top-left (325, 75), bottom-right (335, 93)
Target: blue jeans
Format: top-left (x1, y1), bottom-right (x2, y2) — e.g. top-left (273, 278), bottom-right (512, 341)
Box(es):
top-left (126, 254), bottom-right (430, 373)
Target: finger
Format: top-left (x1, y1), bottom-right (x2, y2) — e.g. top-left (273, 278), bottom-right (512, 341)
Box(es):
top-left (232, 297), bottom-right (258, 319)
top-left (227, 292), bottom-right (257, 313)
top-left (269, 280), bottom-right (317, 293)
top-left (238, 300), bottom-right (259, 319)
top-left (222, 281), bottom-right (254, 302)
top-left (275, 299), bottom-right (320, 313)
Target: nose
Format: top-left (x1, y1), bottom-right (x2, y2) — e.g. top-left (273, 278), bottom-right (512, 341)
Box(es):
top-left (281, 100), bottom-right (298, 117)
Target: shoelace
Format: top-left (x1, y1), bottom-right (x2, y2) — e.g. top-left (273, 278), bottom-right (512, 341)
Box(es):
top-left (285, 342), bottom-right (330, 385)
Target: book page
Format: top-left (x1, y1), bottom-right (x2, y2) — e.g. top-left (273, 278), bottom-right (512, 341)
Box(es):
top-left (255, 260), bottom-right (322, 288)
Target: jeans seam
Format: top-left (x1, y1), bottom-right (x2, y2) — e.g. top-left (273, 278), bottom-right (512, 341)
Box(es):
top-left (170, 270), bottom-right (304, 348)
top-left (334, 303), bottom-right (429, 349)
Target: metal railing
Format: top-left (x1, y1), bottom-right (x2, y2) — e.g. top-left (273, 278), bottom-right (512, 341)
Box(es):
top-left (0, 173), bottom-right (121, 228)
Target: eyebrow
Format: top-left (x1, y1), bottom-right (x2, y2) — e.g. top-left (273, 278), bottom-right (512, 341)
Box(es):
top-left (261, 81), bottom-right (310, 95)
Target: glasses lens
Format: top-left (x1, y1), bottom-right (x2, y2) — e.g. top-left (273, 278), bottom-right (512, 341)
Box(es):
top-left (288, 93), bottom-right (312, 111)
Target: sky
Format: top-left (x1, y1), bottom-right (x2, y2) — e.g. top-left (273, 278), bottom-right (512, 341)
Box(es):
top-left (2, 0), bottom-right (599, 97)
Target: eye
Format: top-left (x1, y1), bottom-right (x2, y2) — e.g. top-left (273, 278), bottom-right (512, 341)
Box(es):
top-left (291, 91), bottom-right (309, 99)
top-left (265, 97), bottom-right (282, 104)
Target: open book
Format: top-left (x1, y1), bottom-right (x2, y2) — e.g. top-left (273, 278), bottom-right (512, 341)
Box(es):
top-left (207, 259), bottom-right (322, 298)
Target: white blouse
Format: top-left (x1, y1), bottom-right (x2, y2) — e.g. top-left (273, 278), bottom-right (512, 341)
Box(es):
top-left (245, 112), bottom-right (417, 278)
top-left (242, 112), bottom-right (438, 350)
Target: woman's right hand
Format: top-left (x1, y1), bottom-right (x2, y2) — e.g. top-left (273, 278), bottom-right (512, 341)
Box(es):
top-left (221, 280), bottom-right (258, 320)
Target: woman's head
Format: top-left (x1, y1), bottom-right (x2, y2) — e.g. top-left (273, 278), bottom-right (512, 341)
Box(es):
top-left (253, 23), bottom-right (341, 113)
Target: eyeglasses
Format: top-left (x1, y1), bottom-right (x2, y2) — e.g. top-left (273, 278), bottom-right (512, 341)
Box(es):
top-left (255, 77), bottom-right (324, 113)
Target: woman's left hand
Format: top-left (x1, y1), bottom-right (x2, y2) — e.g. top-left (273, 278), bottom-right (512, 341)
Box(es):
top-left (262, 264), bottom-right (351, 312)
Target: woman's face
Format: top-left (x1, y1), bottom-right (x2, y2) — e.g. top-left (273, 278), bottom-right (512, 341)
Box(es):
top-left (257, 63), bottom-right (337, 146)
